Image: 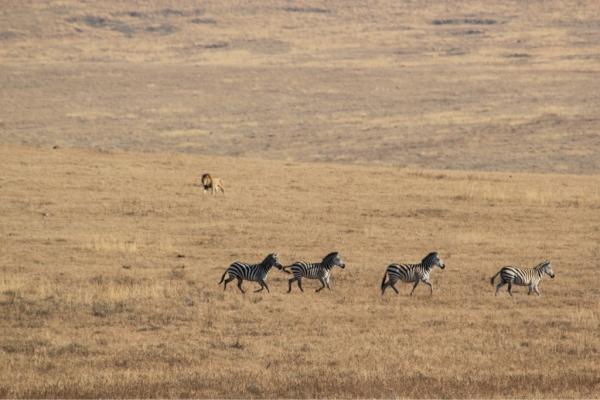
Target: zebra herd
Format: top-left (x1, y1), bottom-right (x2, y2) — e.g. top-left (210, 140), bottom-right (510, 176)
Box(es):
top-left (218, 251), bottom-right (556, 296)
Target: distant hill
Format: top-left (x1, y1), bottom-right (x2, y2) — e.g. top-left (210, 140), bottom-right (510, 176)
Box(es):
top-left (1, 1), bottom-right (599, 173)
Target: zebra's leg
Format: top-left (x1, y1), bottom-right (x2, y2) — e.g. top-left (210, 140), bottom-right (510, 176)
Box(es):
top-left (423, 280), bottom-right (433, 295)
top-left (297, 279), bottom-right (304, 292)
top-left (390, 282), bottom-right (399, 294)
top-left (288, 277), bottom-right (297, 293)
top-left (507, 282), bottom-right (513, 296)
top-left (236, 277), bottom-right (245, 294)
top-left (262, 280), bottom-right (270, 293)
top-left (528, 285), bottom-right (533, 295)
top-left (495, 282), bottom-right (505, 296)
top-left (316, 278), bottom-right (327, 292)
top-left (223, 275), bottom-right (235, 291)
top-left (254, 283), bottom-right (264, 293)
top-left (410, 279), bottom-right (420, 296)
top-left (534, 285), bottom-right (541, 296)
top-left (325, 278), bottom-right (331, 290)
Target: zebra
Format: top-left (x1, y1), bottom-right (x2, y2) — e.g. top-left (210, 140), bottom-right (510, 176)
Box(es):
top-left (381, 252), bottom-right (445, 296)
top-left (218, 253), bottom-right (283, 294)
top-left (283, 252), bottom-right (346, 293)
top-left (490, 260), bottom-right (555, 296)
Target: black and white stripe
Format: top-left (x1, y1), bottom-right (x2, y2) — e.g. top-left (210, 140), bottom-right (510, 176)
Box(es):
top-left (490, 260), bottom-right (555, 296)
top-left (219, 253), bottom-right (283, 294)
top-left (284, 252), bottom-right (346, 293)
top-left (381, 252), bottom-right (445, 296)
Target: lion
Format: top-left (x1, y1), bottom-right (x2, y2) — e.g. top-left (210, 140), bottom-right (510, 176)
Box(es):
top-left (200, 173), bottom-right (225, 195)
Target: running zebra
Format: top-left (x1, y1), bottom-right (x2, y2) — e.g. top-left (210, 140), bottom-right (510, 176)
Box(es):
top-left (490, 260), bottom-right (555, 296)
top-left (219, 253), bottom-right (283, 294)
top-left (381, 252), bottom-right (445, 296)
top-left (283, 252), bottom-right (346, 293)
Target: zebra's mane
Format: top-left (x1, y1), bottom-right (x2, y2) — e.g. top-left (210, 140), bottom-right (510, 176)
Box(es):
top-left (261, 253), bottom-right (278, 266)
top-left (320, 252), bottom-right (339, 269)
top-left (421, 252), bottom-right (438, 267)
top-left (534, 260), bottom-right (550, 270)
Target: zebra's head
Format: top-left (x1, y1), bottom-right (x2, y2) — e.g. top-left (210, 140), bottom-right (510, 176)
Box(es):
top-left (539, 260), bottom-right (554, 278)
top-left (264, 253), bottom-right (283, 270)
top-left (324, 252), bottom-right (345, 269)
top-left (422, 252), bottom-right (445, 269)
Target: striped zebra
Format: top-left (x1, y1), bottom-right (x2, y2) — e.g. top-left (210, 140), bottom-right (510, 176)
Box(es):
top-left (283, 252), bottom-right (346, 293)
top-left (381, 252), bottom-right (445, 296)
top-left (219, 253), bottom-right (283, 294)
top-left (490, 260), bottom-right (555, 296)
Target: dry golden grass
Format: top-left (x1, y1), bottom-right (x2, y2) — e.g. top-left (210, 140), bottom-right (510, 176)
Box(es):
top-left (1, 144), bottom-right (600, 398)
top-left (2, 1), bottom-right (600, 398)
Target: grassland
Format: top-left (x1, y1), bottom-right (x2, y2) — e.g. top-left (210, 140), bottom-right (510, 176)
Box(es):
top-left (2, 0), bottom-right (600, 398)
top-left (1, 145), bottom-right (600, 398)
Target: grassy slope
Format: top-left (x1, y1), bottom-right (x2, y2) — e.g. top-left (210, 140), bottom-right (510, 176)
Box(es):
top-left (1, 0), bottom-right (600, 172)
top-left (1, 145), bottom-right (599, 398)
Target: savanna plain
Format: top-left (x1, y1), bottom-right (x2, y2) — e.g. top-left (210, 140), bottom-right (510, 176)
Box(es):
top-left (1, 1), bottom-right (600, 398)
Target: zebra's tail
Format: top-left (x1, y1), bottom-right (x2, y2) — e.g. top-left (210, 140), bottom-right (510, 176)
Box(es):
top-left (381, 270), bottom-right (388, 292)
top-left (281, 266), bottom-right (292, 274)
top-left (218, 270), bottom-right (228, 284)
top-left (490, 270), bottom-right (501, 285)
